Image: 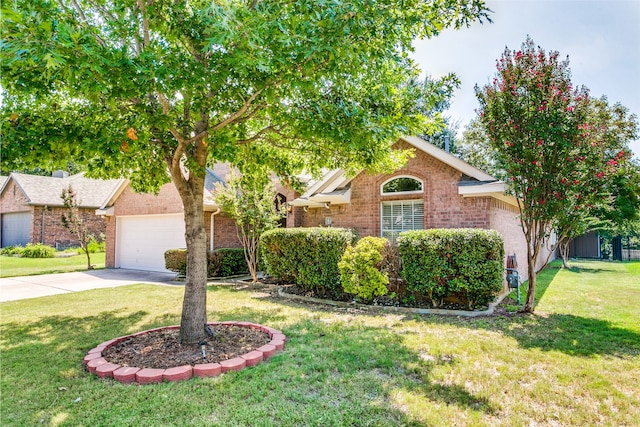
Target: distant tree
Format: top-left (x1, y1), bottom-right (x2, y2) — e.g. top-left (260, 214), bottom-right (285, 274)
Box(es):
top-left (555, 98), bottom-right (639, 267)
top-left (2, 0), bottom-right (490, 343)
top-left (457, 118), bottom-right (505, 179)
top-left (475, 37), bottom-right (630, 312)
top-left (213, 169), bottom-right (285, 283)
top-left (594, 159), bottom-right (640, 236)
top-left (415, 74), bottom-right (462, 153)
top-left (2, 162), bottom-right (81, 177)
top-left (60, 185), bottom-right (94, 269)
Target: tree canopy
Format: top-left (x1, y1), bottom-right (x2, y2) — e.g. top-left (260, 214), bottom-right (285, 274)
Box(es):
top-left (2, 0), bottom-right (491, 342)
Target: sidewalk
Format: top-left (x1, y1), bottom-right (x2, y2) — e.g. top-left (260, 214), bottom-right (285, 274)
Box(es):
top-left (0, 269), bottom-right (181, 302)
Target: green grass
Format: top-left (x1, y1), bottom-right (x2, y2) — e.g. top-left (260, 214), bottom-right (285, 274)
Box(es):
top-left (0, 253), bottom-right (105, 277)
top-left (1, 260), bottom-right (638, 426)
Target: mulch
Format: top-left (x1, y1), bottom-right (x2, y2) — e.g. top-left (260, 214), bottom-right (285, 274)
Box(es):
top-left (102, 325), bottom-right (271, 370)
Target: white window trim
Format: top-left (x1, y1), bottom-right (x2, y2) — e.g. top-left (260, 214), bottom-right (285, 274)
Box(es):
top-left (380, 175), bottom-right (424, 196)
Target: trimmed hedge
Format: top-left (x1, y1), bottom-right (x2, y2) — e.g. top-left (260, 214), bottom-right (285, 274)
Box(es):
top-left (164, 249), bottom-right (187, 275)
top-left (208, 248), bottom-right (248, 277)
top-left (164, 248), bottom-right (248, 277)
top-left (339, 237), bottom-right (389, 301)
top-left (260, 227), bottom-right (357, 293)
top-left (398, 229), bottom-right (504, 309)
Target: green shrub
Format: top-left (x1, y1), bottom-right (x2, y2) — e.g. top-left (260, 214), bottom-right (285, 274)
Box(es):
top-left (0, 246), bottom-right (24, 256)
top-left (339, 237), bottom-right (389, 300)
top-left (165, 249), bottom-right (187, 275)
top-left (21, 243), bottom-right (56, 258)
top-left (260, 227), bottom-right (357, 293)
top-left (398, 229), bottom-right (504, 309)
top-left (165, 248), bottom-right (248, 277)
top-left (86, 234), bottom-right (106, 253)
top-left (208, 248), bottom-right (248, 277)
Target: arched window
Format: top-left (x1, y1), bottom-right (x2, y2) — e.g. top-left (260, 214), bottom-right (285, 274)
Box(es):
top-left (381, 176), bottom-right (423, 195)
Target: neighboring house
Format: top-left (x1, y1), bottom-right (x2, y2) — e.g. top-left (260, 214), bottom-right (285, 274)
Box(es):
top-left (100, 136), bottom-right (553, 277)
top-left (0, 172), bottom-right (124, 249)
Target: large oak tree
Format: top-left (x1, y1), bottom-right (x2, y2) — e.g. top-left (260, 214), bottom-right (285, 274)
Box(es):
top-left (2, 0), bottom-right (490, 342)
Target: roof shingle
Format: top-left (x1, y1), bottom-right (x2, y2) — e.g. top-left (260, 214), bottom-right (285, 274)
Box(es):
top-left (6, 173), bottom-right (124, 208)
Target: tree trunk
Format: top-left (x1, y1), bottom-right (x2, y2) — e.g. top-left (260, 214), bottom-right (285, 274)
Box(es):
top-left (523, 251), bottom-right (537, 313)
top-left (84, 245), bottom-right (93, 270)
top-left (247, 236), bottom-right (259, 282)
top-left (177, 189), bottom-right (209, 344)
top-left (559, 240), bottom-right (570, 269)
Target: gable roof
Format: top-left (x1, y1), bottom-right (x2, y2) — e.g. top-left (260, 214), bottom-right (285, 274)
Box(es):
top-left (400, 136), bottom-right (497, 181)
top-left (289, 136), bottom-right (517, 207)
top-left (1, 172), bottom-right (125, 208)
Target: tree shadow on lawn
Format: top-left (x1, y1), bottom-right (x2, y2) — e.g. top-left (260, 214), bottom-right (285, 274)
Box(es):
top-left (494, 262), bottom-right (640, 357)
top-left (403, 308), bottom-right (640, 359)
top-left (222, 304), bottom-right (498, 419)
top-left (0, 309), bottom-right (179, 381)
top-left (1, 304), bottom-right (497, 426)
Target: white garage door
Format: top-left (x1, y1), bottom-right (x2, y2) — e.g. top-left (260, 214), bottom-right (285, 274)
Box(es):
top-left (116, 214), bottom-right (186, 272)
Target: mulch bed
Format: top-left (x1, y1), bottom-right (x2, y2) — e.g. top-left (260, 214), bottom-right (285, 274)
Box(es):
top-left (277, 283), bottom-right (476, 311)
top-left (102, 325), bottom-right (271, 370)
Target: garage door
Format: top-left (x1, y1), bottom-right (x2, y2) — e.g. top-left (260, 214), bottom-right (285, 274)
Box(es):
top-left (1, 212), bottom-right (31, 248)
top-left (116, 214), bottom-right (186, 272)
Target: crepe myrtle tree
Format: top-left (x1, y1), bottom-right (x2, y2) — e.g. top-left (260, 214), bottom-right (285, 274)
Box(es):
top-left (475, 37), bottom-right (629, 312)
top-left (213, 167), bottom-right (285, 283)
top-left (1, 0), bottom-right (490, 343)
top-left (61, 184), bottom-right (95, 270)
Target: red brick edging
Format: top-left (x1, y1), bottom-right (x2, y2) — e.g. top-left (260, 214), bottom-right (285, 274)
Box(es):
top-left (84, 322), bottom-right (286, 385)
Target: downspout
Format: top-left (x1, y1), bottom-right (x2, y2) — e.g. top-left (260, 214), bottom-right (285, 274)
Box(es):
top-left (41, 206), bottom-right (46, 244)
top-left (210, 208), bottom-right (221, 252)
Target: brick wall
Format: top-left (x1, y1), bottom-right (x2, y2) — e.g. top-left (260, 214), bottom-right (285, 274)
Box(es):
top-left (211, 213), bottom-right (242, 249)
top-left (298, 140), bottom-right (492, 234)
top-left (0, 180), bottom-right (30, 214)
top-left (32, 206), bottom-right (106, 248)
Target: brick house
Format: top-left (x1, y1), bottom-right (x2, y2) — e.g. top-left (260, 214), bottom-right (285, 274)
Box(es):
top-left (0, 172), bottom-right (124, 249)
top-left (99, 165), bottom-right (298, 272)
top-left (100, 136), bottom-right (553, 277)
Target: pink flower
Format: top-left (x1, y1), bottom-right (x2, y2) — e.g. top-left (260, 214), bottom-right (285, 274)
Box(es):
top-left (567, 106), bottom-right (574, 112)
top-left (536, 140), bottom-right (543, 146)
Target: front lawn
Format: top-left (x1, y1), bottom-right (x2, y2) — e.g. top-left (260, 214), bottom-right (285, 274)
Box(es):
top-left (0, 253), bottom-right (105, 278)
top-left (1, 260), bottom-right (638, 426)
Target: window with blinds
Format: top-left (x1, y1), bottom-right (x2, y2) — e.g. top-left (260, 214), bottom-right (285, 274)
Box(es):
top-left (381, 200), bottom-right (424, 241)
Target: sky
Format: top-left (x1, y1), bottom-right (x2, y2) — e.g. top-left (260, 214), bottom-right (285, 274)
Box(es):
top-left (412, 0), bottom-right (640, 157)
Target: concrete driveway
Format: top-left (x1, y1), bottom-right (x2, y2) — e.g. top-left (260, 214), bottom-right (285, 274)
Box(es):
top-left (0, 269), bottom-right (181, 302)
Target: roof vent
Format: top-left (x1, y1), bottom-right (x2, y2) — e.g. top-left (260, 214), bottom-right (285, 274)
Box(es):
top-left (52, 170), bottom-right (69, 178)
